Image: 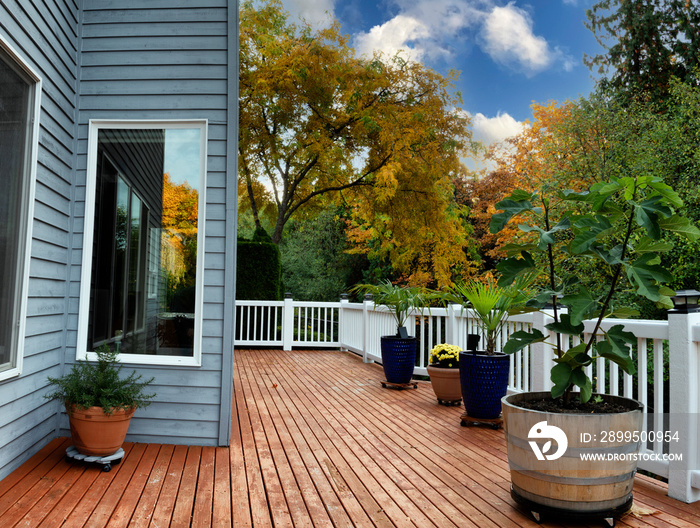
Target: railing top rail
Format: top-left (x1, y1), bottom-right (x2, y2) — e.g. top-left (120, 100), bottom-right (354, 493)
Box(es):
top-left (582, 318), bottom-right (668, 340)
top-left (292, 301), bottom-right (342, 308)
top-left (236, 300), bottom-right (284, 306)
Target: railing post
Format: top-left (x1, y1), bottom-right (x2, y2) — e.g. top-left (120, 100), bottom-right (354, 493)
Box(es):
top-left (446, 304), bottom-right (459, 346)
top-left (529, 309), bottom-right (553, 393)
top-left (339, 294), bottom-right (349, 351)
top-left (282, 293), bottom-right (294, 352)
top-left (363, 294), bottom-right (374, 363)
top-left (667, 309), bottom-right (700, 503)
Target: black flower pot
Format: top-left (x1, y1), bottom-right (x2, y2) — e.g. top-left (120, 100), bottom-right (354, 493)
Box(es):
top-left (380, 335), bottom-right (417, 384)
top-left (459, 351), bottom-right (510, 419)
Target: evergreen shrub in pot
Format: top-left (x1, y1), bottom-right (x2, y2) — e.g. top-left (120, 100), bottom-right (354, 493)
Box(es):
top-left (490, 174), bottom-right (700, 521)
top-left (46, 345), bottom-right (156, 456)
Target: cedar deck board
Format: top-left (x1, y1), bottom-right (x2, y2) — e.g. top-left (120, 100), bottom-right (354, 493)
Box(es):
top-left (0, 349), bottom-right (698, 527)
top-left (239, 356), bottom-right (331, 528)
top-left (285, 350), bottom-right (515, 527)
top-left (253, 350), bottom-right (479, 528)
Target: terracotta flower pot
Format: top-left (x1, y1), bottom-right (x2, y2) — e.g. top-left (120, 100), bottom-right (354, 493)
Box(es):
top-left (426, 365), bottom-right (462, 404)
top-left (67, 405), bottom-right (136, 456)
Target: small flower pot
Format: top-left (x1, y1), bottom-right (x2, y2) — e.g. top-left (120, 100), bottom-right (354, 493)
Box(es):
top-left (427, 365), bottom-right (462, 404)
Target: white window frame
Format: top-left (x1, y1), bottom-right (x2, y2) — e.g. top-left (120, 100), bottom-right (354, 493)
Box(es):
top-left (0, 35), bottom-right (42, 382)
top-left (77, 119), bottom-right (208, 367)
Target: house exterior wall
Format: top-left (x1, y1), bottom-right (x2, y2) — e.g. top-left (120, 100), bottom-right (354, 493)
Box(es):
top-left (0, 0), bottom-right (80, 480)
top-left (0, 0), bottom-right (237, 480)
top-left (68, 0), bottom-right (235, 446)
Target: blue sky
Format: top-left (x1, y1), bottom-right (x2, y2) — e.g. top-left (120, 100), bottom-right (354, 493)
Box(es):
top-left (280, 0), bottom-right (604, 158)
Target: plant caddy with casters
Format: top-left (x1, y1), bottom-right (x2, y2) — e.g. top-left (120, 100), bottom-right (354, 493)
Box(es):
top-left (491, 174), bottom-right (700, 525)
top-left (46, 345), bottom-right (156, 471)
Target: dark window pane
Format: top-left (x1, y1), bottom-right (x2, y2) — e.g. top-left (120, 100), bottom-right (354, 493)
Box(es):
top-left (0, 50), bottom-right (33, 370)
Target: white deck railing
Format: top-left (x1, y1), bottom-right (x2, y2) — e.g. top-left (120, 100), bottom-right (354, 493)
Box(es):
top-left (235, 296), bottom-right (700, 503)
top-left (235, 298), bottom-right (340, 349)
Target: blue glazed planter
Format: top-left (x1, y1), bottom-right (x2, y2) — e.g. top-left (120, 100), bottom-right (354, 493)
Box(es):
top-left (380, 335), bottom-right (417, 384)
top-left (459, 351), bottom-right (510, 419)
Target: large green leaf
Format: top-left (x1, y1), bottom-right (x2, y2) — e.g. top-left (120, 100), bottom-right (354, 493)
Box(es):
top-left (635, 203), bottom-right (661, 240)
top-left (520, 217), bottom-right (571, 250)
top-left (570, 215), bottom-right (613, 254)
top-left (596, 325), bottom-right (636, 374)
top-left (502, 329), bottom-right (545, 355)
top-left (569, 230), bottom-right (600, 254)
top-left (647, 179), bottom-right (683, 208)
top-left (546, 314), bottom-right (585, 336)
top-left (561, 286), bottom-right (598, 326)
top-left (634, 238), bottom-right (674, 254)
top-left (499, 242), bottom-right (538, 256)
top-left (589, 244), bottom-right (623, 265)
top-left (626, 254), bottom-right (673, 301)
top-left (554, 343), bottom-right (591, 368)
top-left (551, 362), bottom-right (572, 399)
top-left (605, 306), bottom-right (640, 318)
top-left (658, 215), bottom-right (700, 241)
top-left (490, 192), bottom-right (538, 234)
top-left (560, 189), bottom-right (593, 202)
top-left (495, 253), bottom-right (536, 287)
top-left (571, 368), bottom-right (593, 402)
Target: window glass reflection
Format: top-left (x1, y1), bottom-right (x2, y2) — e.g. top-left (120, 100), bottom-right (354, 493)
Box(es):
top-left (89, 128), bottom-right (201, 356)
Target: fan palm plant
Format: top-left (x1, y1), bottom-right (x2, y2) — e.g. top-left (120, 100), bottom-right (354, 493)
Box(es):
top-left (352, 280), bottom-right (432, 335)
top-left (445, 274), bottom-right (534, 354)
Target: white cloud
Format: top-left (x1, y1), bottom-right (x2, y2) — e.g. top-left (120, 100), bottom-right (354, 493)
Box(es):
top-left (464, 110), bottom-right (526, 171)
top-left (352, 1), bottom-right (572, 75)
top-left (354, 1), bottom-right (491, 62)
top-left (470, 111), bottom-right (525, 146)
top-left (481, 3), bottom-right (552, 75)
top-left (354, 15), bottom-right (431, 61)
top-left (281, 0), bottom-right (335, 28)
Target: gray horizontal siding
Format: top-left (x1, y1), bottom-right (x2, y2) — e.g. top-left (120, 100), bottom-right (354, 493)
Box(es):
top-left (62, 1), bottom-right (233, 448)
top-left (0, 0), bottom-right (78, 481)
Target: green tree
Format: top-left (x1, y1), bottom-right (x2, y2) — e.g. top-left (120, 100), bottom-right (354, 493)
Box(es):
top-left (239, 0), bottom-right (475, 287)
top-left (585, 0), bottom-right (700, 104)
top-left (492, 87), bottom-right (700, 316)
top-left (280, 208), bottom-right (365, 301)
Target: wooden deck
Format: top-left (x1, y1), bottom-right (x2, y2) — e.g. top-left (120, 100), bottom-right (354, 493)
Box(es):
top-left (1, 349), bottom-right (699, 527)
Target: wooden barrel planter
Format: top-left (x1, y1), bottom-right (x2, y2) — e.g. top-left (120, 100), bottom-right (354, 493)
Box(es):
top-left (502, 392), bottom-right (643, 522)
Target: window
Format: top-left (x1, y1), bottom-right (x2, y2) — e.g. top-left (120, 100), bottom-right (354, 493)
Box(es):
top-left (79, 122), bottom-right (207, 366)
top-left (0, 38), bottom-right (41, 381)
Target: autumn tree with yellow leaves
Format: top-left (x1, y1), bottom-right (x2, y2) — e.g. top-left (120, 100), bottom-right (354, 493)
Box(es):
top-left (161, 173), bottom-right (198, 288)
top-left (239, 0), bottom-right (477, 287)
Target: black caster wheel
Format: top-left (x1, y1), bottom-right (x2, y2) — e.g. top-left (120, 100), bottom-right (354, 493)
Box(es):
top-left (102, 463), bottom-right (112, 472)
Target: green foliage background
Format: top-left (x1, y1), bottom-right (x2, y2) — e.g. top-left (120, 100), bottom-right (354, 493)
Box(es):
top-left (236, 233), bottom-right (283, 300)
top-left (280, 209), bottom-right (367, 302)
